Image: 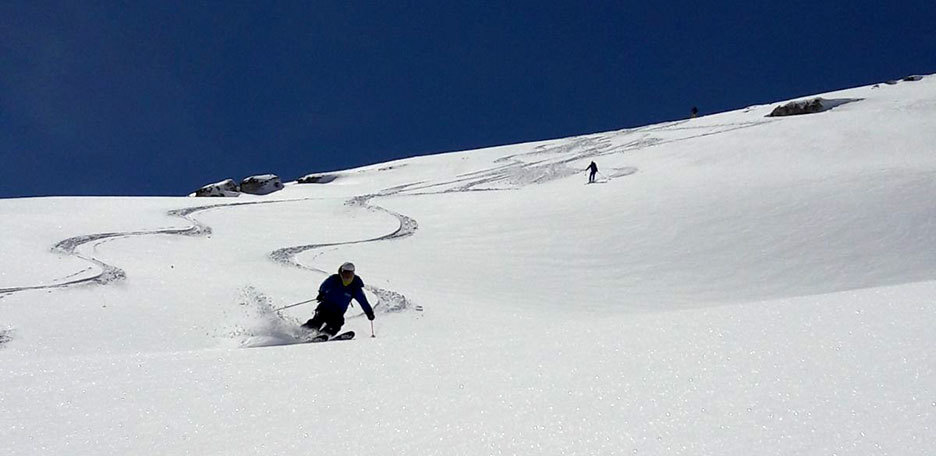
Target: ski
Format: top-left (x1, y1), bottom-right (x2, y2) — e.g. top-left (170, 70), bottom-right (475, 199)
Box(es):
top-left (307, 330), bottom-right (355, 343)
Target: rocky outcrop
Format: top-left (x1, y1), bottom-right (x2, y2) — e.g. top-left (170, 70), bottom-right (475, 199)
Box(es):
top-left (767, 98), bottom-right (826, 117)
top-left (192, 179), bottom-right (240, 197)
top-left (240, 174), bottom-right (284, 195)
top-left (297, 173), bottom-right (338, 184)
top-left (191, 174), bottom-right (286, 197)
top-left (883, 75), bottom-right (922, 85)
top-left (767, 97), bottom-right (862, 117)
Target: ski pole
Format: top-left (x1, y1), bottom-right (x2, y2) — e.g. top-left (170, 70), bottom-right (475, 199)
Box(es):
top-left (273, 297), bottom-right (317, 312)
top-left (370, 320), bottom-right (376, 338)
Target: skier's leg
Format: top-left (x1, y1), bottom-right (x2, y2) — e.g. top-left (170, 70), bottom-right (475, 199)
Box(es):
top-left (300, 304), bottom-right (327, 331)
top-left (301, 315), bottom-right (323, 331)
top-left (320, 312), bottom-right (346, 336)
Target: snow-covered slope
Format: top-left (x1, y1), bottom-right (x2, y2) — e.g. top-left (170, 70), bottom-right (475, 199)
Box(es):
top-left (2, 76), bottom-right (935, 455)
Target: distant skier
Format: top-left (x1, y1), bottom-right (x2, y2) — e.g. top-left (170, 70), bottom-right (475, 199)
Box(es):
top-left (690, 106), bottom-right (699, 118)
top-left (301, 262), bottom-right (375, 336)
top-left (586, 161), bottom-right (598, 183)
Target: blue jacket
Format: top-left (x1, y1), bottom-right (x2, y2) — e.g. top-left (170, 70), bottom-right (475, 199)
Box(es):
top-left (318, 274), bottom-right (374, 317)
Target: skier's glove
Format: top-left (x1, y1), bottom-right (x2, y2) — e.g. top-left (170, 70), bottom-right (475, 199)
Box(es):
top-left (315, 292), bottom-right (324, 303)
top-left (366, 311), bottom-right (375, 321)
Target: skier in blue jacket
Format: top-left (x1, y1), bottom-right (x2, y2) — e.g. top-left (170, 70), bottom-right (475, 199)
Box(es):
top-left (301, 262), bottom-right (375, 336)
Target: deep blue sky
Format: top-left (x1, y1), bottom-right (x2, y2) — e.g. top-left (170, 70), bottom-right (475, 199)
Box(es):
top-left (2, 1), bottom-right (934, 197)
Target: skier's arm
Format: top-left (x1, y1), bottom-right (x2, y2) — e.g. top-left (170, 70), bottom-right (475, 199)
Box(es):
top-left (317, 276), bottom-right (333, 302)
top-left (354, 287), bottom-right (375, 320)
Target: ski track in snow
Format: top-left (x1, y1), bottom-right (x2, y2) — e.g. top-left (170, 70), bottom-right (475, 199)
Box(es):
top-left (266, 119), bottom-right (773, 310)
top-left (0, 199), bottom-right (304, 296)
top-left (1, 119), bottom-right (771, 310)
top-left (269, 188), bottom-right (421, 315)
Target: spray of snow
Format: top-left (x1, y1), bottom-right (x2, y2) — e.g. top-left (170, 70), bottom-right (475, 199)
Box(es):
top-left (220, 286), bottom-right (307, 348)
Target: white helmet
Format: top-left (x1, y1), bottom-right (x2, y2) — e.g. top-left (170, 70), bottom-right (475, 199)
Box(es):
top-left (339, 262), bottom-right (355, 273)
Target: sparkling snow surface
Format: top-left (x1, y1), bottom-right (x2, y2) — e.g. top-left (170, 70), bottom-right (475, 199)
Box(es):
top-left (2, 77), bottom-right (935, 455)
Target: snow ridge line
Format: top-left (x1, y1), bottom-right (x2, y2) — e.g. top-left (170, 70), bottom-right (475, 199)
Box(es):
top-left (0, 198), bottom-right (316, 296)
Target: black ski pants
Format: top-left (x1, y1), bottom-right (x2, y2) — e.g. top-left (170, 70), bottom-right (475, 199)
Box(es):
top-left (303, 303), bottom-right (345, 336)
